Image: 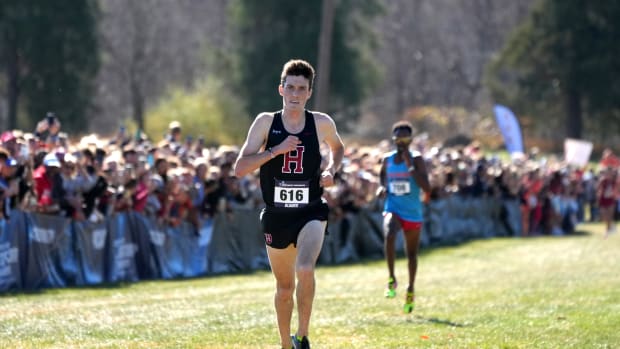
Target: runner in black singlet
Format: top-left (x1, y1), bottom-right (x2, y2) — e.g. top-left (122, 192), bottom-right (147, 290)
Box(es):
top-left (259, 110), bottom-right (329, 249)
top-left (234, 59), bottom-right (344, 349)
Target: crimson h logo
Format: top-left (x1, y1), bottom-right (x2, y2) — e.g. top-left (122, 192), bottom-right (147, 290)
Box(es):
top-left (282, 146), bottom-right (305, 174)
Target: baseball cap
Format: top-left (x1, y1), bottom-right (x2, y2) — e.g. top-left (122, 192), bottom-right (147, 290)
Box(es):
top-left (63, 153), bottom-right (77, 164)
top-left (169, 121), bottom-right (181, 130)
top-left (193, 157), bottom-right (208, 168)
top-left (43, 153), bottom-right (61, 168)
top-left (1, 131), bottom-right (16, 143)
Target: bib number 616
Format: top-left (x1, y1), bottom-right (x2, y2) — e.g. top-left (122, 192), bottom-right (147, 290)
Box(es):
top-left (274, 180), bottom-right (310, 208)
top-left (280, 189), bottom-right (304, 202)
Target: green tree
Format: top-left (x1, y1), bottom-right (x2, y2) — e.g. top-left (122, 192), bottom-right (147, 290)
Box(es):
top-left (144, 79), bottom-right (250, 146)
top-left (0, 0), bottom-right (99, 132)
top-left (485, 0), bottom-right (620, 140)
top-left (229, 0), bottom-right (381, 128)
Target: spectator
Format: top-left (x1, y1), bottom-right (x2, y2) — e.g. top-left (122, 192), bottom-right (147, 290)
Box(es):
top-left (166, 168), bottom-right (196, 227)
top-left (167, 121), bottom-right (183, 147)
top-left (34, 112), bottom-right (62, 145)
top-left (132, 168), bottom-right (151, 214)
top-left (113, 177), bottom-right (137, 213)
top-left (582, 169), bottom-right (598, 222)
top-left (154, 157), bottom-right (169, 185)
top-left (144, 173), bottom-right (164, 217)
top-left (200, 162), bottom-right (229, 217)
top-left (1, 131), bottom-right (19, 159)
top-left (600, 148), bottom-right (620, 169)
top-left (192, 158), bottom-right (208, 208)
top-left (122, 144), bottom-right (139, 168)
top-left (0, 149), bottom-right (18, 219)
top-left (223, 175), bottom-right (251, 210)
top-left (74, 146), bottom-right (108, 221)
top-left (33, 152), bottom-right (63, 215)
top-left (59, 153), bottom-right (96, 220)
top-left (597, 167), bottom-right (617, 237)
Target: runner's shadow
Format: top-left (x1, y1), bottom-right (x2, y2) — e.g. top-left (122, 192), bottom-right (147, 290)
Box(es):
top-left (408, 315), bottom-right (469, 328)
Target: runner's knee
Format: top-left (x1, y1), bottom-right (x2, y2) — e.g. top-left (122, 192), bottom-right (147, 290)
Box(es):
top-left (276, 281), bottom-right (295, 299)
top-left (296, 264), bottom-right (315, 280)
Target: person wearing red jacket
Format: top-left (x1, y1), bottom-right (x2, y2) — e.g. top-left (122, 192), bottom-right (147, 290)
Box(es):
top-left (33, 153), bottom-right (63, 214)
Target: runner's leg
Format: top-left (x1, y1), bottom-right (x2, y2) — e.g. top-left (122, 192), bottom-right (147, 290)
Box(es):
top-left (267, 244), bottom-right (297, 348)
top-left (294, 220), bottom-right (326, 338)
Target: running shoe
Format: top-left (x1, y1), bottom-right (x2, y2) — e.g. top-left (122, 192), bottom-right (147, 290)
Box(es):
top-left (384, 277), bottom-right (397, 298)
top-left (291, 335), bottom-right (310, 349)
top-left (403, 291), bottom-right (415, 313)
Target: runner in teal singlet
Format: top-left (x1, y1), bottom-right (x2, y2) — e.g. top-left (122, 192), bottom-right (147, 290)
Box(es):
top-left (378, 120), bottom-right (430, 313)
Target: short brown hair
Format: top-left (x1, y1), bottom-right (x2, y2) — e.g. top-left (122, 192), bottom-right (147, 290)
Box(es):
top-left (280, 59), bottom-right (315, 90)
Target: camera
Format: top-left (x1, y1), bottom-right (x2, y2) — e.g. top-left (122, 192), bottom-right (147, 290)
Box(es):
top-left (46, 112), bottom-right (56, 126)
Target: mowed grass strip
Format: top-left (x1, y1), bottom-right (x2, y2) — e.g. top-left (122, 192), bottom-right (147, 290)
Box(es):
top-left (1, 222), bottom-right (618, 348)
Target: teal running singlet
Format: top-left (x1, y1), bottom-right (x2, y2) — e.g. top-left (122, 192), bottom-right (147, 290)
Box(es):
top-left (383, 151), bottom-right (423, 222)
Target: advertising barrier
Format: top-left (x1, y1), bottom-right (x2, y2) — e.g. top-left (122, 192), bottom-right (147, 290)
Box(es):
top-left (0, 196), bottom-right (521, 292)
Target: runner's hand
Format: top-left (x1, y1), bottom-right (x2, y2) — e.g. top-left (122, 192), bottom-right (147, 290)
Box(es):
top-left (376, 186), bottom-right (386, 198)
top-left (320, 170), bottom-right (334, 187)
top-left (274, 136), bottom-right (301, 155)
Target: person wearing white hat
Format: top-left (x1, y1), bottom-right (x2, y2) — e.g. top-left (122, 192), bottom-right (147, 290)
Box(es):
top-left (32, 152), bottom-right (63, 214)
top-left (168, 121), bottom-right (182, 144)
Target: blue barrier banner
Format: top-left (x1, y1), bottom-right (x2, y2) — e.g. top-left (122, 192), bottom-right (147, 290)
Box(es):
top-left (162, 226), bottom-right (186, 279)
top-left (207, 211), bottom-right (269, 274)
top-left (177, 221), bottom-right (208, 278)
top-left (127, 213), bottom-right (160, 280)
top-left (0, 211), bottom-right (28, 292)
top-left (123, 214), bottom-right (209, 280)
top-left (137, 216), bottom-right (183, 280)
top-left (24, 213), bottom-right (74, 289)
top-left (192, 217), bottom-right (214, 275)
top-left (1, 198), bottom-right (523, 293)
top-left (107, 213), bottom-right (139, 283)
top-left (74, 220), bottom-right (108, 285)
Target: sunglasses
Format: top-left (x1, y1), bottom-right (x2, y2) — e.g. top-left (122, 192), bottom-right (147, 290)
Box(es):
top-left (392, 136), bottom-right (412, 144)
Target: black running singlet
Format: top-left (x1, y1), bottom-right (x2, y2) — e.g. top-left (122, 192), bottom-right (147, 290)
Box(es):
top-left (260, 110), bottom-right (322, 208)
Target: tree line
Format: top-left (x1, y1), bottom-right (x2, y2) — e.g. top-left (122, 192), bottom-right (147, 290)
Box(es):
top-left (1, 0), bottom-right (618, 144)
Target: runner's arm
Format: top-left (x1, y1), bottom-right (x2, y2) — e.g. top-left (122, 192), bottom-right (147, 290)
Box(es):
top-left (233, 114), bottom-right (272, 178)
top-left (316, 113), bottom-right (344, 177)
top-left (410, 156), bottom-right (431, 193)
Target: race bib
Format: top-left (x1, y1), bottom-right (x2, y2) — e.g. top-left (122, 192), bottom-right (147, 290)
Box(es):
top-left (389, 180), bottom-right (411, 196)
top-left (274, 179), bottom-right (310, 208)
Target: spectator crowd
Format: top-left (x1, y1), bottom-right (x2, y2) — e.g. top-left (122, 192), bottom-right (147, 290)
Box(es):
top-left (1, 115), bottom-right (618, 237)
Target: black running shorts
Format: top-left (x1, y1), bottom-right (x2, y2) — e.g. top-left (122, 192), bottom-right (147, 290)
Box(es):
top-left (260, 201), bottom-right (329, 249)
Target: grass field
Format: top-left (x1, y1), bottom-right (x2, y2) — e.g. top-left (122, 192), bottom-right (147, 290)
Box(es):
top-left (1, 223), bottom-right (619, 349)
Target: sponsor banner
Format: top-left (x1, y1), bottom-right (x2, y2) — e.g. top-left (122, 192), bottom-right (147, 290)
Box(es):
top-left (564, 138), bottom-right (593, 167)
top-left (107, 213), bottom-right (139, 283)
top-left (0, 211), bottom-right (28, 291)
top-left (24, 213), bottom-right (74, 289)
top-left (493, 104), bottom-right (524, 155)
top-left (74, 220), bottom-right (109, 285)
